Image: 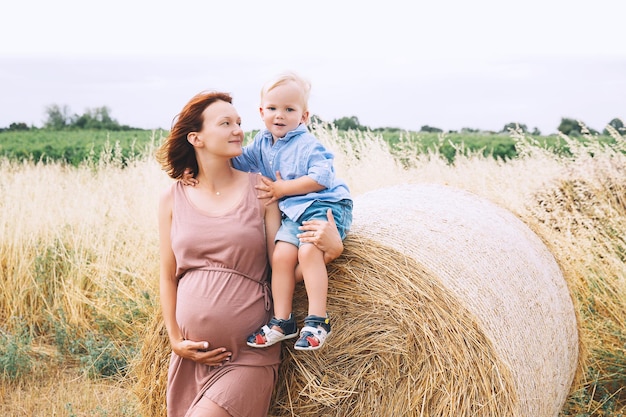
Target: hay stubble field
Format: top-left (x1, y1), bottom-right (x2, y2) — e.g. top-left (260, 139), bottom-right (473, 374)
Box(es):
top-left (1, 126), bottom-right (624, 416)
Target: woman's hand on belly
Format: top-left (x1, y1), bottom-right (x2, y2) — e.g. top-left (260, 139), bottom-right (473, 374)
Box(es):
top-left (172, 339), bottom-right (232, 366)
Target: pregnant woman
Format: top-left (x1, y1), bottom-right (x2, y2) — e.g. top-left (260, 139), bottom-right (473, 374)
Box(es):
top-left (156, 91), bottom-right (343, 417)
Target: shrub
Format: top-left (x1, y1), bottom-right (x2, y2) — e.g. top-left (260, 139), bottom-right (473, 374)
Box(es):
top-left (0, 320), bottom-right (33, 381)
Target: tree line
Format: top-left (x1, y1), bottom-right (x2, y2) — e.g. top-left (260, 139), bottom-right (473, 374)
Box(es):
top-left (2, 105), bottom-right (138, 132)
top-left (330, 115), bottom-right (625, 137)
top-left (2, 105), bottom-right (624, 137)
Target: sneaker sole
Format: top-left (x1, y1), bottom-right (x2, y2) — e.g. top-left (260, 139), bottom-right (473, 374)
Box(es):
top-left (293, 331), bottom-right (332, 351)
top-left (246, 332), bottom-right (298, 348)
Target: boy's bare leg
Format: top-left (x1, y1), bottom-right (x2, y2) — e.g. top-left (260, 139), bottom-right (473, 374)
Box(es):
top-left (298, 244), bottom-right (328, 317)
top-left (295, 209), bottom-right (343, 282)
top-left (271, 241), bottom-right (299, 321)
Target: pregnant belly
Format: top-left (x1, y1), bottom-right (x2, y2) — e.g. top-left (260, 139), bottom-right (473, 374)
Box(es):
top-left (175, 271), bottom-right (269, 350)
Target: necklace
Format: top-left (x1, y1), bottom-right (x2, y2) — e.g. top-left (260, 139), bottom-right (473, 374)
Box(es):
top-left (216, 191), bottom-right (221, 196)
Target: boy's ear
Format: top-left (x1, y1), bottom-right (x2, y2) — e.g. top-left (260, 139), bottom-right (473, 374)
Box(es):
top-left (301, 110), bottom-right (310, 124)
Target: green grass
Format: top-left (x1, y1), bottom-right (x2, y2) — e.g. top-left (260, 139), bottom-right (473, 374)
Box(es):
top-left (0, 129), bottom-right (164, 166)
top-left (1, 128), bottom-right (620, 167)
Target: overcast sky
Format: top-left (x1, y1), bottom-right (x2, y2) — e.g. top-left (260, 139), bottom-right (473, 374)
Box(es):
top-left (1, 0), bottom-right (625, 135)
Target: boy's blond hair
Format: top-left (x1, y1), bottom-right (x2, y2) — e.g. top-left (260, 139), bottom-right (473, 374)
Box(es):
top-left (260, 71), bottom-right (311, 112)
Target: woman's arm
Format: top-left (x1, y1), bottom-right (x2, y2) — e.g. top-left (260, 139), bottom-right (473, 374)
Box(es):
top-left (264, 200), bottom-right (282, 267)
top-left (158, 188), bottom-right (184, 346)
top-left (158, 187), bottom-right (232, 365)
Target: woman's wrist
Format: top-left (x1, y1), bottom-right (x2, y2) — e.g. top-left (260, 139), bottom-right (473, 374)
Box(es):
top-left (323, 241), bottom-right (343, 264)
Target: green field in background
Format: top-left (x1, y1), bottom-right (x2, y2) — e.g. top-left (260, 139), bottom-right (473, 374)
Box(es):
top-left (0, 128), bottom-right (616, 165)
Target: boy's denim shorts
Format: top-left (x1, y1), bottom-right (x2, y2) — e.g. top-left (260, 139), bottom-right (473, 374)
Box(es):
top-left (275, 199), bottom-right (353, 247)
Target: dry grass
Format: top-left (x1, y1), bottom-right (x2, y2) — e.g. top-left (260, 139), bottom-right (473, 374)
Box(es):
top-left (1, 126), bottom-right (625, 415)
top-left (0, 157), bottom-right (164, 338)
top-left (519, 130), bottom-right (626, 416)
top-left (0, 365), bottom-right (138, 416)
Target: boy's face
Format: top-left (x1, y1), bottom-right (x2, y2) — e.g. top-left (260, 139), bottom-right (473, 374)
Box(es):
top-left (260, 81), bottom-right (309, 140)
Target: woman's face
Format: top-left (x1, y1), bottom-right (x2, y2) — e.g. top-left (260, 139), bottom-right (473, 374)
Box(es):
top-left (195, 100), bottom-right (244, 158)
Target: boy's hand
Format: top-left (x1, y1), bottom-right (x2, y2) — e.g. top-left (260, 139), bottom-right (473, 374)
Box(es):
top-left (255, 172), bottom-right (286, 204)
top-left (181, 168), bottom-right (198, 186)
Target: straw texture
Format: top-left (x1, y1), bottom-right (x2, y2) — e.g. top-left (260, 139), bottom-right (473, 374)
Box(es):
top-left (133, 183), bottom-right (579, 417)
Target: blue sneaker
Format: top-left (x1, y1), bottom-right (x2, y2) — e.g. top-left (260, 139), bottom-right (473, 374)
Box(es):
top-left (247, 314), bottom-right (298, 348)
top-left (294, 315), bottom-right (331, 351)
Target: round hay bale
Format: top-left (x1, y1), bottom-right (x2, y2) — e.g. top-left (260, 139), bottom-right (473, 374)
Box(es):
top-left (274, 184), bottom-right (579, 417)
top-left (132, 184), bottom-right (579, 417)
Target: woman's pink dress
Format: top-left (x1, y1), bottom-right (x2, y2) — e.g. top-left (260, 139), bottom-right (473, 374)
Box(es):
top-left (166, 175), bottom-right (281, 417)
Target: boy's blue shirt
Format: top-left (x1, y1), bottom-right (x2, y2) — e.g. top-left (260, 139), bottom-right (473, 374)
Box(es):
top-left (232, 123), bottom-right (352, 222)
